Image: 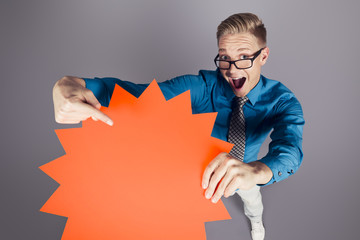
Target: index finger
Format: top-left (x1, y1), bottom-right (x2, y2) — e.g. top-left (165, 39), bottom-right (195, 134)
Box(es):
top-left (75, 101), bottom-right (113, 126)
top-left (91, 107), bottom-right (113, 126)
top-left (202, 153), bottom-right (225, 189)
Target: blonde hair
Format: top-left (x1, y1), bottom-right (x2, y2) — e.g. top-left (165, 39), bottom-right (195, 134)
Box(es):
top-left (217, 13), bottom-right (267, 46)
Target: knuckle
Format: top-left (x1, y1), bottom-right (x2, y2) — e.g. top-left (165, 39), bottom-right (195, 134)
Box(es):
top-left (224, 190), bottom-right (231, 197)
top-left (83, 88), bottom-right (93, 95)
top-left (55, 109), bottom-right (66, 120)
top-left (225, 187), bottom-right (234, 195)
top-left (224, 161), bottom-right (235, 170)
top-left (204, 167), bottom-right (211, 174)
top-left (233, 175), bottom-right (243, 186)
top-left (62, 99), bottom-right (76, 111)
top-left (224, 159), bottom-right (232, 167)
top-left (218, 181), bottom-right (226, 191)
top-left (55, 115), bottom-right (63, 123)
top-left (223, 154), bottom-right (234, 164)
top-left (82, 88), bottom-right (91, 97)
top-left (208, 181), bottom-right (217, 191)
top-left (57, 107), bottom-right (67, 116)
top-left (214, 192), bottom-right (222, 199)
top-left (68, 97), bottom-right (79, 104)
top-left (56, 76), bottom-right (71, 87)
top-left (228, 166), bottom-right (238, 175)
top-left (212, 172), bottom-right (222, 182)
top-left (204, 166), bottom-right (215, 176)
top-left (228, 156), bottom-right (240, 164)
top-left (55, 113), bottom-right (68, 123)
top-left (208, 159), bottom-right (218, 167)
top-left (219, 152), bottom-right (228, 157)
top-left (61, 76), bottom-right (70, 83)
top-left (60, 104), bottom-right (70, 113)
top-left (221, 152), bottom-right (232, 161)
top-left (81, 115), bottom-right (90, 121)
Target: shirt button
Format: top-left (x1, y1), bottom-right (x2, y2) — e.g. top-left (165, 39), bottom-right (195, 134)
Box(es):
top-left (278, 171), bottom-right (282, 176)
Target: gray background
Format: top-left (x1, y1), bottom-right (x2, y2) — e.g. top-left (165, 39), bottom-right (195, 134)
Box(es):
top-left (1, 0), bottom-right (359, 239)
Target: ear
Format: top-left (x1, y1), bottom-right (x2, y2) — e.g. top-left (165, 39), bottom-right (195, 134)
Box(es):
top-left (259, 47), bottom-right (269, 66)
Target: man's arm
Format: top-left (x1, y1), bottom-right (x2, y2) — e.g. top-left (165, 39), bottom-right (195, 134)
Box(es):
top-left (53, 73), bottom-right (208, 125)
top-left (257, 96), bottom-right (304, 185)
top-left (202, 96), bottom-right (304, 203)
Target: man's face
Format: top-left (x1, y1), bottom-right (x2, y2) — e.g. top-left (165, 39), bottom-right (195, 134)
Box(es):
top-left (218, 32), bottom-right (269, 97)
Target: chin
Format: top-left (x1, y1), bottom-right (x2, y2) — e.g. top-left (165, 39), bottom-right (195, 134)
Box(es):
top-left (232, 88), bottom-right (247, 98)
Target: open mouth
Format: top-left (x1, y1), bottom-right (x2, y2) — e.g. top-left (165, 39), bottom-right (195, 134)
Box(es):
top-left (231, 77), bottom-right (246, 89)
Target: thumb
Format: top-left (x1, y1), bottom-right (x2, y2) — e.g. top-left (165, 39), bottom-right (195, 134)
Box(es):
top-left (82, 89), bottom-right (102, 109)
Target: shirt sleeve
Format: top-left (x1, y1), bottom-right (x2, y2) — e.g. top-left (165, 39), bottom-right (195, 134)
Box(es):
top-left (258, 96), bottom-right (305, 186)
top-left (82, 73), bottom-right (207, 108)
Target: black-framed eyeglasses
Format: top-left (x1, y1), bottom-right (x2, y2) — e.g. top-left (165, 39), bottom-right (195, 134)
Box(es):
top-left (214, 47), bottom-right (265, 70)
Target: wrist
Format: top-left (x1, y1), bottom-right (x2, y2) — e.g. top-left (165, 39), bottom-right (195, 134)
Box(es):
top-left (248, 161), bottom-right (273, 185)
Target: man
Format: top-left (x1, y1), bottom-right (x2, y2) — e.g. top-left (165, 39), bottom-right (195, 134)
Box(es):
top-left (52, 13), bottom-right (304, 240)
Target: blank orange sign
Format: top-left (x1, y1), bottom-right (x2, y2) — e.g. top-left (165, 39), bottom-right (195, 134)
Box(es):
top-left (40, 80), bottom-right (233, 239)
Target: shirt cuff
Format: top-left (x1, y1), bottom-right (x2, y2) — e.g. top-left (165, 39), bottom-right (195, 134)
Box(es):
top-left (257, 156), bottom-right (296, 186)
top-left (82, 77), bottom-right (110, 107)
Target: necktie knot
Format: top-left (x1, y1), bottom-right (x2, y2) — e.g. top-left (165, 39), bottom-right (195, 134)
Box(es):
top-left (235, 96), bottom-right (248, 108)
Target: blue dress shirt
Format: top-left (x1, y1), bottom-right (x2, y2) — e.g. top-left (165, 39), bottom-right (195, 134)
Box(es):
top-left (83, 69), bottom-right (304, 186)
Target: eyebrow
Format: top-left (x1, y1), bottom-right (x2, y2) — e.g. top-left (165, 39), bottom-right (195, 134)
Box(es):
top-left (237, 48), bottom-right (251, 51)
top-left (218, 48), bottom-right (251, 53)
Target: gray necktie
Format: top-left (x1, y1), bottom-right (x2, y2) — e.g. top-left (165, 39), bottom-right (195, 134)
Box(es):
top-left (228, 96), bottom-right (248, 161)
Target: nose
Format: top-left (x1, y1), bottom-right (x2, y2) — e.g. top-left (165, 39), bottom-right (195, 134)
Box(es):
top-left (227, 62), bottom-right (240, 76)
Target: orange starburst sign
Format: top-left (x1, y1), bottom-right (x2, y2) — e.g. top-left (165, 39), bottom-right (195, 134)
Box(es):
top-left (40, 80), bottom-right (233, 239)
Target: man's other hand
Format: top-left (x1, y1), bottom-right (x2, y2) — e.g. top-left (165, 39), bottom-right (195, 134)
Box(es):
top-left (53, 76), bottom-right (113, 126)
top-left (201, 152), bottom-right (272, 203)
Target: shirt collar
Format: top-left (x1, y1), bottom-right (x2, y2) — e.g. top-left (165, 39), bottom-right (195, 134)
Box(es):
top-left (217, 68), bottom-right (264, 106)
top-left (246, 75), bottom-right (264, 106)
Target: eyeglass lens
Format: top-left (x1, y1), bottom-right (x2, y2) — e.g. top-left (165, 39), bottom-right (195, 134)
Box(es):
top-left (216, 60), bottom-right (252, 69)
